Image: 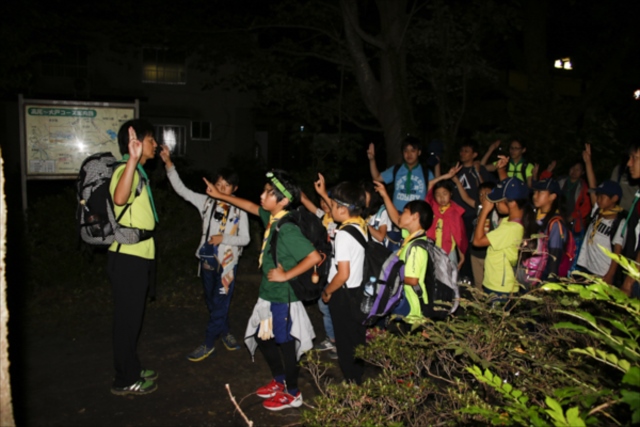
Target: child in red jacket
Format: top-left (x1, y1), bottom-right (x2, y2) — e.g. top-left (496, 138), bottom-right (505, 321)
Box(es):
top-left (425, 179), bottom-right (468, 270)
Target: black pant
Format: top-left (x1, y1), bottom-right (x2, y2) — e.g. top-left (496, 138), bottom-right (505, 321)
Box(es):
top-left (329, 287), bottom-right (367, 385)
top-left (107, 251), bottom-right (155, 387)
top-left (257, 337), bottom-right (299, 391)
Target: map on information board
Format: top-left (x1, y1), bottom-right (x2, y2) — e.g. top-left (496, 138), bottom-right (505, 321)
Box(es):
top-left (24, 103), bottom-right (135, 177)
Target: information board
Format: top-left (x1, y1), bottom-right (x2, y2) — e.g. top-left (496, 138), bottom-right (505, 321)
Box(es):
top-left (21, 99), bottom-right (137, 178)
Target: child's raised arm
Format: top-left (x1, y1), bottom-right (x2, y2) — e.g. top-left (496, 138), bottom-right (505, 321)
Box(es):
top-left (496, 155), bottom-right (509, 181)
top-left (480, 140), bottom-right (501, 172)
top-left (451, 175), bottom-right (476, 208)
top-left (314, 173), bottom-right (332, 207)
top-left (203, 177), bottom-right (260, 216)
top-left (582, 144), bottom-right (597, 206)
top-left (373, 181), bottom-right (399, 226)
top-left (300, 191), bottom-right (319, 214)
top-left (367, 143), bottom-right (384, 182)
top-left (427, 163), bottom-right (462, 192)
top-left (473, 201), bottom-right (495, 247)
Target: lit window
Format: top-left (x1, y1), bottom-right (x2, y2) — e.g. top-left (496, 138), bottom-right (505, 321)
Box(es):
top-left (154, 125), bottom-right (186, 156)
top-left (554, 57), bottom-right (572, 70)
top-left (142, 48), bottom-right (187, 84)
top-left (191, 121), bottom-right (212, 140)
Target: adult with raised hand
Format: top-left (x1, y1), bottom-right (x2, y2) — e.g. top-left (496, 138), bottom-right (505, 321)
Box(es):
top-left (108, 119), bottom-right (160, 396)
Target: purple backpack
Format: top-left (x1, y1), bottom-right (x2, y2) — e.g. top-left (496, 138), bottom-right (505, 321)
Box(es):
top-left (362, 251), bottom-right (406, 326)
top-left (363, 237), bottom-right (460, 326)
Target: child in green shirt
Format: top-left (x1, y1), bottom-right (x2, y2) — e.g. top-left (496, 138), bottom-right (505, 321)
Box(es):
top-left (204, 169), bottom-right (321, 411)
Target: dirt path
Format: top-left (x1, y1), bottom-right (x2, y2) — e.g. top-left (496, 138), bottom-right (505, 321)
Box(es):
top-left (15, 270), bottom-right (343, 426)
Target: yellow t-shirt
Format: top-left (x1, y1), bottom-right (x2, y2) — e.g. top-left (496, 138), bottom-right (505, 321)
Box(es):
top-left (398, 236), bottom-right (429, 321)
top-left (108, 165), bottom-right (156, 259)
top-left (483, 219), bottom-right (523, 293)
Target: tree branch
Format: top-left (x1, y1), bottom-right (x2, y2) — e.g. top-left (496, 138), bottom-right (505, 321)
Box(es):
top-left (342, 0), bottom-right (385, 49)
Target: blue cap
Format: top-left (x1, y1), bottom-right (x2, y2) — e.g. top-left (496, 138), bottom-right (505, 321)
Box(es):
top-left (487, 177), bottom-right (530, 202)
top-left (589, 180), bottom-right (622, 201)
top-left (532, 178), bottom-right (561, 195)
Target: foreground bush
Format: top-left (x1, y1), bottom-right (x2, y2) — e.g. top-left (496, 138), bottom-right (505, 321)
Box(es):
top-left (302, 256), bottom-right (639, 426)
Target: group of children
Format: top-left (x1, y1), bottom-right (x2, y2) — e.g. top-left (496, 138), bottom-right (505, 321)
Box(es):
top-left (107, 118), bottom-right (640, 412)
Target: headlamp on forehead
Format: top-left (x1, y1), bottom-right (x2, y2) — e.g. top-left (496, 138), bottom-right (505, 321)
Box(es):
top-left (266, 171), bottom-right (293, 201)
top-left (327, 191), bottom-right (355, 210)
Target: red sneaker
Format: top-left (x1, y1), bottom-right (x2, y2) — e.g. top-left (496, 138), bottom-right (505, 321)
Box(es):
top-left (256, 379), bottom-right (285, 398)
top-left (263, 391), bottom-right (303, 411)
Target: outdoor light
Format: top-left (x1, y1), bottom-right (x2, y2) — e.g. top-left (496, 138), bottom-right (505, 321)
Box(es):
top-left (634, 89), bottom-right (640, 100)
top-left (554, 57), bottom-right (572, 70)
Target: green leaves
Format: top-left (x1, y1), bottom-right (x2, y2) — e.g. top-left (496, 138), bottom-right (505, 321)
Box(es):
top-left (544, 397), bottom-right (586, 427)
top-left (569, 347), bottom-right (632, 373)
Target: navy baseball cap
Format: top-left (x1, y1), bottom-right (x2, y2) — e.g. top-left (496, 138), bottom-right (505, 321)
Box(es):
top-left (487, 177), bottom-right (530, 202)
top-left (589, 180), bottom-right (622, 201)
top-left (532, 178), bottom-right (561, 195)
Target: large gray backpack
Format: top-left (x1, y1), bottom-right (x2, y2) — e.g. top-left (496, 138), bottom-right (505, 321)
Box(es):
top-left (76, 152), bottom-right (152, 248)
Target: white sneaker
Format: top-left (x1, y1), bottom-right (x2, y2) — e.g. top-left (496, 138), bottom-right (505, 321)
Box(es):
top-left (313, 338), bottom-right (335, 351)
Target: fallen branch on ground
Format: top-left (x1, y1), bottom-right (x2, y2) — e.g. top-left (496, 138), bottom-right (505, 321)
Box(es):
top-left (225, 383), bottom-right (253, 427)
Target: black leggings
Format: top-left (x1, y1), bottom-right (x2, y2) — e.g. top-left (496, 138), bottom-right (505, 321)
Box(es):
top-left (257, 337), bottom-right (299, 391)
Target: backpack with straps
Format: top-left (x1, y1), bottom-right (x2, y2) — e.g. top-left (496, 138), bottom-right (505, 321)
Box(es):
top-left (340, 226), bottom-right (393, 323)
top-left (516, 215), bottom-right (574, 289)
top-left (507, 160), bottom-right (530, 182)
top-left (76, 152), bottom-right (153, 248)
top-left (270, 206), bottom-right (332, 301)
top-left (363, 237), bottom-right (460, 325)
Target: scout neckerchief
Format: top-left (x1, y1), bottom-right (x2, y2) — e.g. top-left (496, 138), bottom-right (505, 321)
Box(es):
top-left (435, 204), bottom-right (450, 248)
top-left (536, 209), bottom-right (550, 222)
top-left (122, 154), bottom-right (159, 223)
top-left (589, 205), bottom-right (623, 244)
top-left (258, 210), bottom-right (288, 267)
top-left (404, 163), bottom-right (418, 195)
top-left (339, 217), bottom-right (368, 236)
top-left (322, 212), bottom-right (334, 229)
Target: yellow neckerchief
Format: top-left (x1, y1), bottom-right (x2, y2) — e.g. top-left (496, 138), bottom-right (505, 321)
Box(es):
top-left (258, 210), bottom-right (288, 267)
top-left (536, 209), bottom-right (550, 221)
top-left (399, 229), bottom-right (426, 254)
top-left (438, 204), bottom-right (450, 214)
top-left (322, 212), bottom-right (334, 228)
top-left (589, 205), bottom-right (623, 244)
top-left (435, 204), bottom-right (450, 248)
top-left (339, 216), bottom-right (368, 236)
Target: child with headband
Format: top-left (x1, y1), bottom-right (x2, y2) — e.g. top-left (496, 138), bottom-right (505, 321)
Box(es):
top-left (204, 169), bottom-right (321, 411)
